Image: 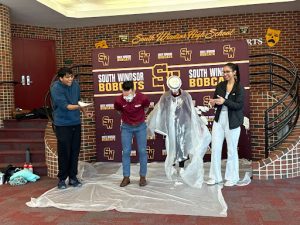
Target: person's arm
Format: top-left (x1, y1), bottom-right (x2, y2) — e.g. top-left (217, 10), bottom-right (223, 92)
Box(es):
top-left (142, 95), bottom-right (150, 114)
top-left (66, 84), bottom-right (81, 111)
top-left (51, 86), bottom-right (75, 110)
top-left (66, 104), bottom-right (81, 110)
top-left (51, 82), bottom-right (82, 111)
top-left (114, 97), bottom-right (123, 114)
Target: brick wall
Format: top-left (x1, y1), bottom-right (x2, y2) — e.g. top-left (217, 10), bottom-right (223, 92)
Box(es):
top-left (0, 5), bottom-right (14, 127)
top-left (59, 12), bottom-right (300, 67)
top-left (2, 10), bottom-right (300, 175)
top-left (252, 120), bottom-right (300, 180)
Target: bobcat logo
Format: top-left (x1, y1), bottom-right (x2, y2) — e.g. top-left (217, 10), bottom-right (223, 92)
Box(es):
top-left (223, 45), bottom-right (235, 58)
top-left (152, 63), bottom-right (180, 92)
top-left (139, 50), bottom-right (150, 63)
top-left (265, 28), bottom-right (281, 47)
top-left (95, 40), bottom-right (108, 49)
top-left (180, 48), bottom-right (192, 61)
top-left (102, 116), bottom-right (113, 129)
top-left (104, 147), bottom-right (115, 160)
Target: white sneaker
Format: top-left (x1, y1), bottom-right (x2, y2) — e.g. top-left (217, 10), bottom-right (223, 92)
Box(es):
top-left (224, 180), bottom-right (237, 187)
top-left (206, 179), bottom-right (221, 185)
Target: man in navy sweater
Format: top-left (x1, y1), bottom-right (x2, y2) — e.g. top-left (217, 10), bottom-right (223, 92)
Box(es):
top-left (51, 67), bottom-right (87, 189)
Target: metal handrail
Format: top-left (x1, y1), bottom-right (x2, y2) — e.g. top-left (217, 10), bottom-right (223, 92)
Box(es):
top-left (0, 81), bottom-right (20, 85)
top-left (249, 53), bottom-right (299, 158)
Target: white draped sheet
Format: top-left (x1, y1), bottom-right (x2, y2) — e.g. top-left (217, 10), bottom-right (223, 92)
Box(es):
top-left (147, 90), bottom-right (211, 188)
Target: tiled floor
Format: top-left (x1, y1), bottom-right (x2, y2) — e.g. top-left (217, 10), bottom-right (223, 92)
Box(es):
top-left (0, 176), bottom-right (299, 225)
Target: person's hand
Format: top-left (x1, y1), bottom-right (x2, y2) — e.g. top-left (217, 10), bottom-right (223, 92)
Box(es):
top-left (214, 95), bottom-right (225, 105)
top-left (209, 98), bottom-right (216, 107)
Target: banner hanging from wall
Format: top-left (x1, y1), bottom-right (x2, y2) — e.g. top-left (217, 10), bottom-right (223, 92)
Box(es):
top-left (92, 40), bottom-right (251, 162)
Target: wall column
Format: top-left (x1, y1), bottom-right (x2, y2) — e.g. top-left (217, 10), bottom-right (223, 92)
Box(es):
top-left (0, 4), bottom-right (14, 127)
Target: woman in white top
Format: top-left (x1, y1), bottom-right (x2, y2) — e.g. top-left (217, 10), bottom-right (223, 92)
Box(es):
top-left (207, 63), bottom-right (245, 187)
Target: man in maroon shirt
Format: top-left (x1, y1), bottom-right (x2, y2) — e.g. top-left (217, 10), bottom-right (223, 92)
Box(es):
top-left (114, 81), bottom-right (150, 187)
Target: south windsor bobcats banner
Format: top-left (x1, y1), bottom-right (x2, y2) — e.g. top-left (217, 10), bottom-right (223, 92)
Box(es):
top-left (92, 40), bottom-right (251, 162)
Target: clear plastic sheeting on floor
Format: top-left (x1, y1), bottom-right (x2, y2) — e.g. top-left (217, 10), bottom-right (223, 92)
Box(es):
top-left (27, 162), bottom-right (228, 217)
top-left (203, 158), bottom-right (252, 186)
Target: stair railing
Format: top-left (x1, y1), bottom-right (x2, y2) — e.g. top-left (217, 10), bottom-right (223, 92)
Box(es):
top-left (249, 53), bottom-right (299, 158)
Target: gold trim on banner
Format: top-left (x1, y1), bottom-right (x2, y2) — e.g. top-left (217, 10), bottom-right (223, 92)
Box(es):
top-left (92, 60), bottom-right (249, 72)
top-left (94, 86), bottom-right (250, 97)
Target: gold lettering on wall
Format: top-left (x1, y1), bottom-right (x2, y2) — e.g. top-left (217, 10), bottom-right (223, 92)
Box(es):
top-left (132, 29), bottom-right (235, 44)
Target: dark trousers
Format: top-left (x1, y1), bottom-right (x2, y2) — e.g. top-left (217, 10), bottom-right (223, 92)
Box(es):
top-left (55, 125), bottom-right (81, 180)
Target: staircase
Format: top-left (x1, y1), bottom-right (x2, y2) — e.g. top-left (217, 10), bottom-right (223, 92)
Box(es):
top-left (250, 53), bottom-right (300, 180)
top-left (0, 119), bottom-right (48, 175)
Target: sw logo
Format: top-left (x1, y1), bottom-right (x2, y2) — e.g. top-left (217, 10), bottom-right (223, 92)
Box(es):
top-left (203, 95), bottom-right (211, 108)
top-left (152, 63), bottom-right (180, 92)
top-left (180, 48), bottom-right (192, 61)
top-left (139, 50), bottom-right (150, 63)
top-left (102, 116), bottom-right (113, 129)
top-left (98, 53), bottom-right (109, 66)
top-left (146, 146), bottom-right (155, 159)
top-left (104, 147), bottom-right (115, 160)
top-left (223, 45), bottom-right (235, 58)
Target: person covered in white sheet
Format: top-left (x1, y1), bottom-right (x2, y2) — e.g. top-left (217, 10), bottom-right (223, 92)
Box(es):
top-left (147, 76), bottom-right (211, 188)
top-left (207, 63), bottom-right (245, 187)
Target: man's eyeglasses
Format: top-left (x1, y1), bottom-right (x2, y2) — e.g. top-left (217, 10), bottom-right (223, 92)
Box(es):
top-left (64, 75), bottom-right (74, 79)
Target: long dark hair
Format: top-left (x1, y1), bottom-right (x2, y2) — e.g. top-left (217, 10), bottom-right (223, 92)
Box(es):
top-left (224, 63), bottom-right (240, 83)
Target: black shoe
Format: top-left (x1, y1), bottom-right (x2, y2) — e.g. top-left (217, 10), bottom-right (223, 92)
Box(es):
top-left (69, 178), bottom-right (82, 187)
top-left (179, 161), bottom-right (185, 168)
top-left (179, 156), bottom-right (190, 168)
top-left (57, 180), bottom-right (67, 189)
top-left (139, 176), bottom-right (147, 187)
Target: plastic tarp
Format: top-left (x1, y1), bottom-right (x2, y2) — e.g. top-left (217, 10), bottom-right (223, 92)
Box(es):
top-left (147, 90), bottom-right (211, 188)
top-left (27, 162), bottom-right (229, 217)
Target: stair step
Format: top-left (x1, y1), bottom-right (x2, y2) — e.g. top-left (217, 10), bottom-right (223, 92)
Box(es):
top-left (0, 162), bottom-right (47, 176)
top-left (3, 119), bottom-right (48, 129)
top-left (0, 150), bottom-right (45, 164)
top-left (0, 128), bottom-right (45, 139)
top-left (0, 139), bottom-right (45, 151)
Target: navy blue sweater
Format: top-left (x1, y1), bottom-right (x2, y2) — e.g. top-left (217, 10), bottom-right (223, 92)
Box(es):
top-left (51, 80), bottom-right (81, 126)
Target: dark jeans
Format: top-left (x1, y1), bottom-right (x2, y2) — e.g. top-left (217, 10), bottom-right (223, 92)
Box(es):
top-left (55, 125), bottom-right (81, 181)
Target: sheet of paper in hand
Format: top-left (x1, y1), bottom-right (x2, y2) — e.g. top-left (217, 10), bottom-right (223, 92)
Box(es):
top-left (78, 101), bottom-right (93, 107)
